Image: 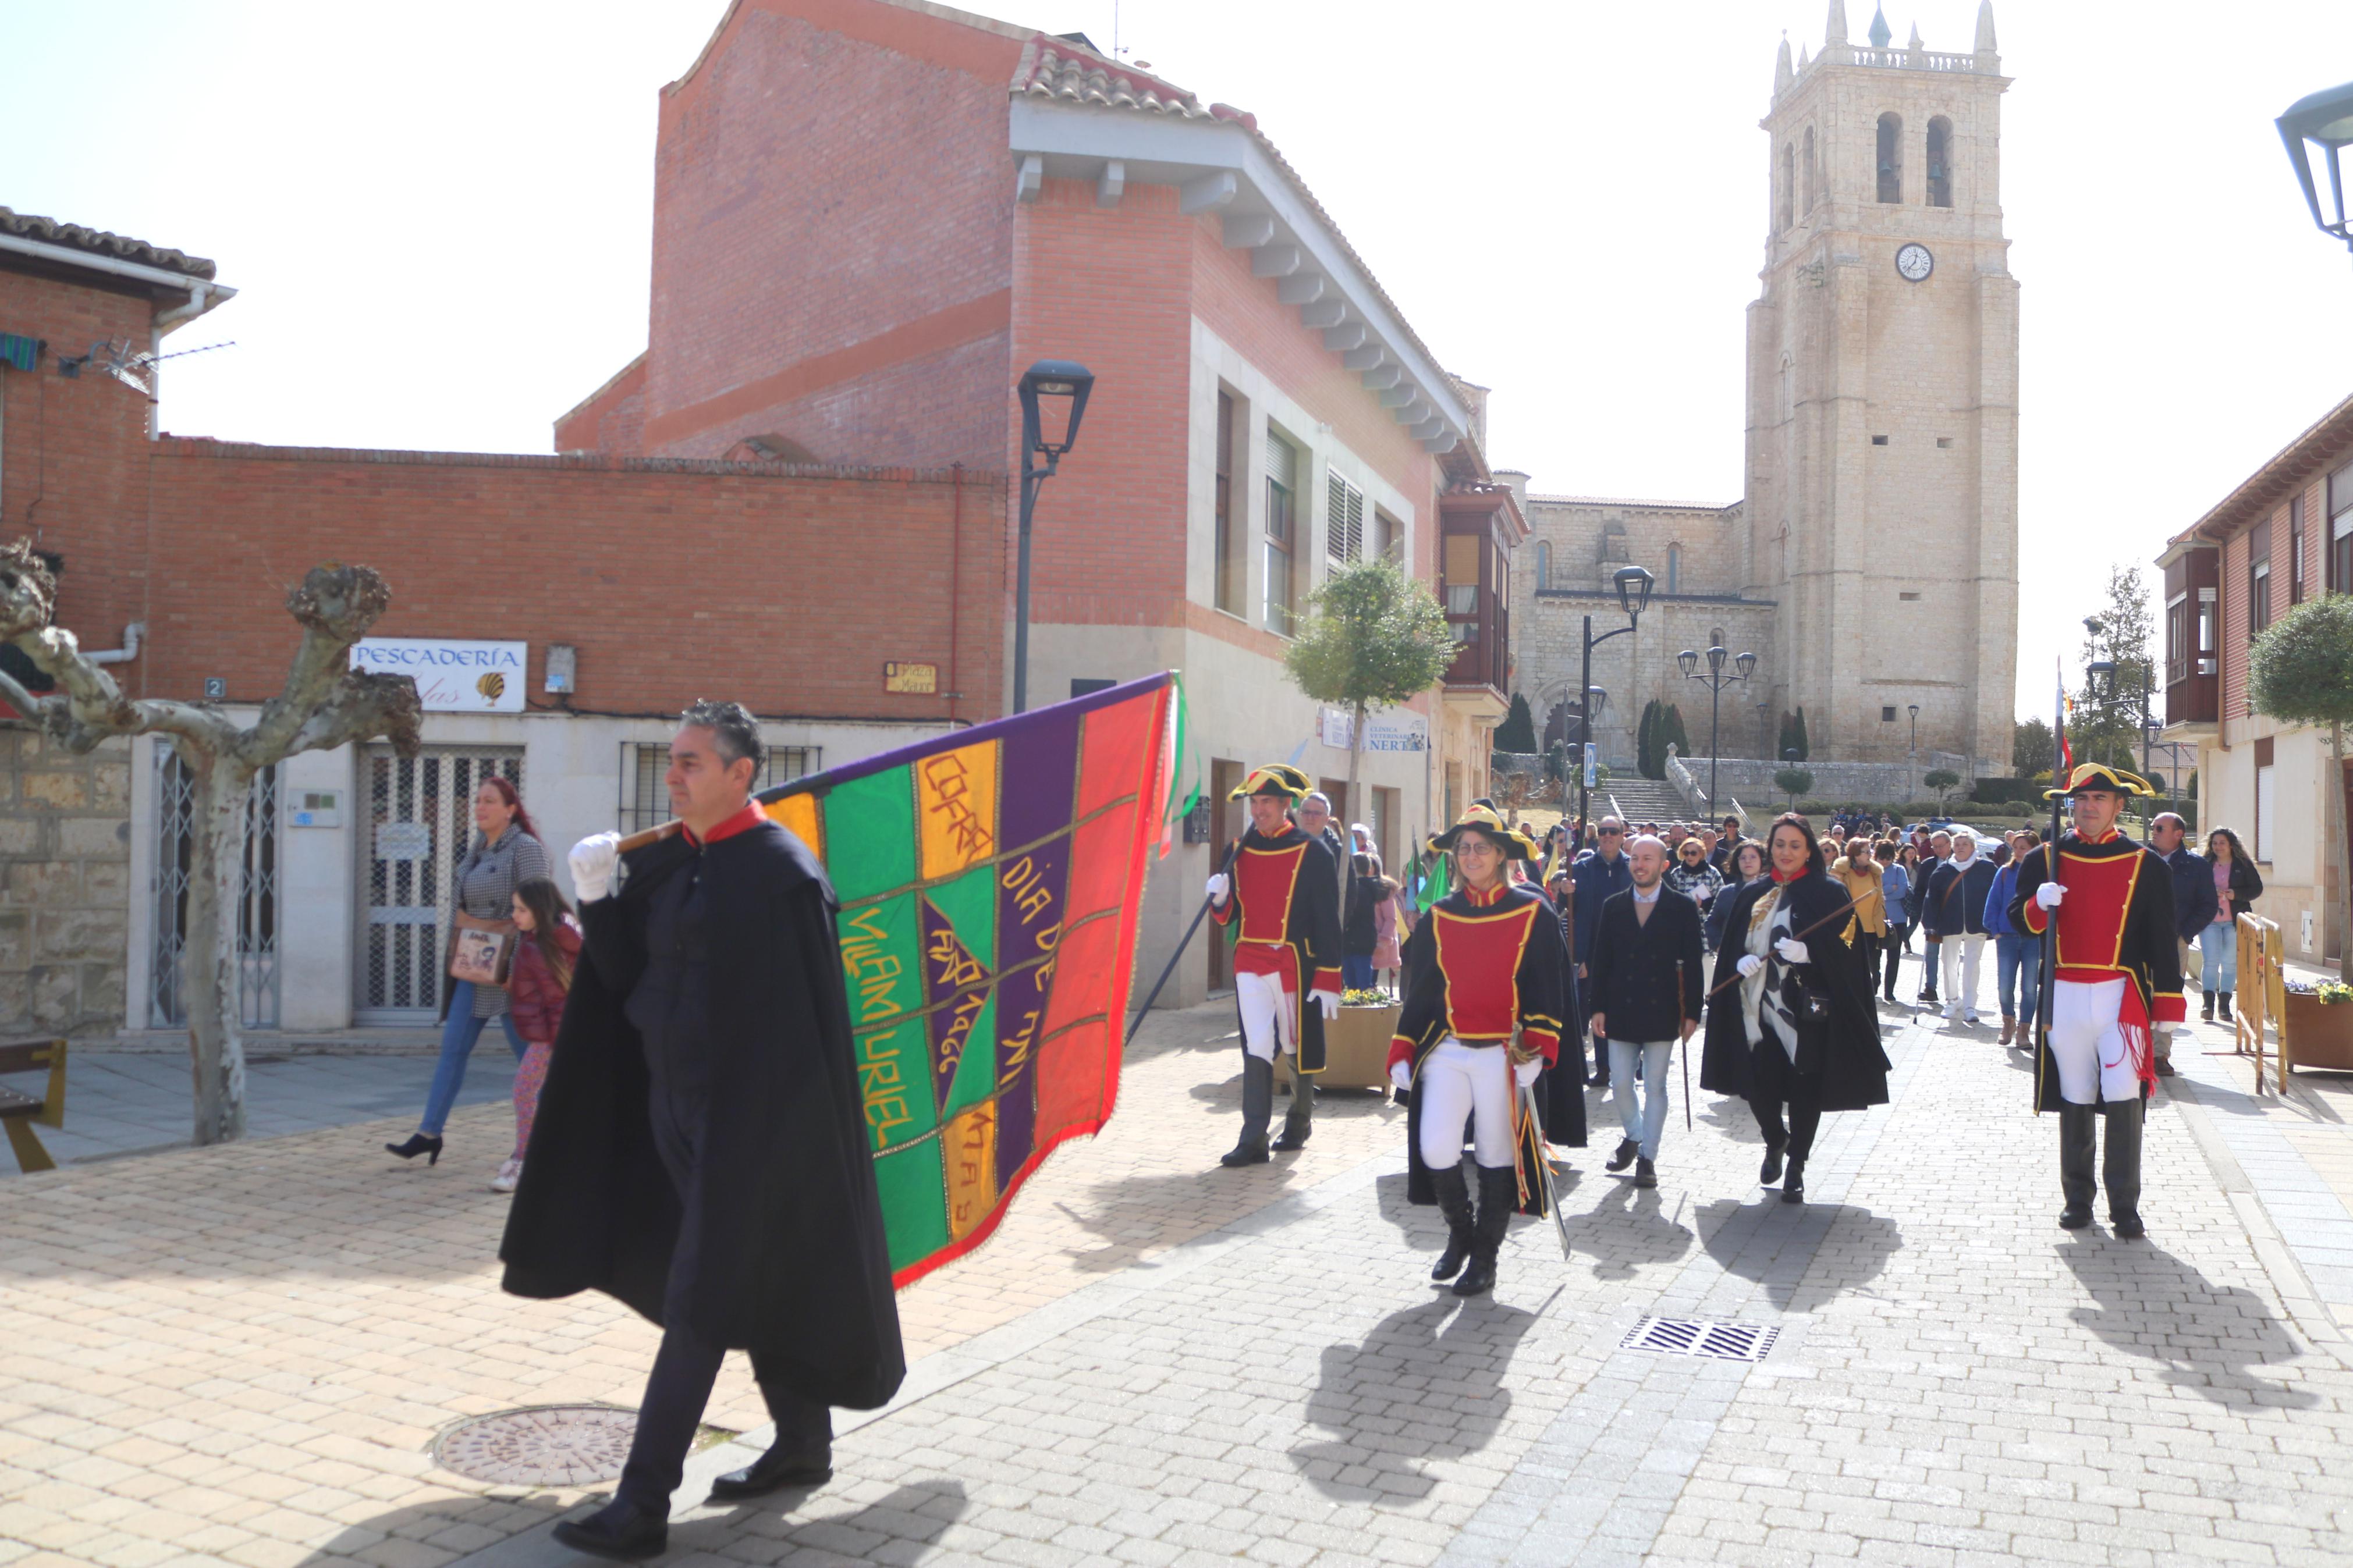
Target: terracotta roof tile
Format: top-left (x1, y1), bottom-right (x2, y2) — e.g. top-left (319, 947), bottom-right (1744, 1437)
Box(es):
top-left (1010, 40), bottom-right (1208, 118)
top-left (0, 206), bottom-right (215, 282)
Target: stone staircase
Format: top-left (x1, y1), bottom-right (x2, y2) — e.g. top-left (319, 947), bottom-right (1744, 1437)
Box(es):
top-left (1593, 777), bottom-right (1689, 826)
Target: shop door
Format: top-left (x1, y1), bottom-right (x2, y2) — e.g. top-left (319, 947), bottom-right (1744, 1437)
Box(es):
top-left (356, 746), bottom-right (524, 1025)
top-left (150, 753), bottom-right (281, 1029)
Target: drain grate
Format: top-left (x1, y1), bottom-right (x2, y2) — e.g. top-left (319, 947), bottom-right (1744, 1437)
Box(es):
top-left (434, 1404), bottom-right (638, 1487)
top-left (1621, 1315), bottom-right (1781, 1363)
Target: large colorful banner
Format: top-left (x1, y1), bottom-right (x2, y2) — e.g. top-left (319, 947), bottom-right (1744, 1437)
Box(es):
top-left (751, 673), bottom-right (1179, 1287)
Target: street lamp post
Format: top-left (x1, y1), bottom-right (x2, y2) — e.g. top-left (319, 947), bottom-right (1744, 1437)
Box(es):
top-left (1755, 700), bottom-right (1770, 761)
top-left (1575, 567), bottom-right (1654, 837)
top-left (1907, 703), bottom-right (1919, 757)
top-left (1013, 360), bottom-right (1095, 713)
top-left (1674, 643), bottom-right (1757, 812)
top-left (2278, 81), bottom-right (2353, 257)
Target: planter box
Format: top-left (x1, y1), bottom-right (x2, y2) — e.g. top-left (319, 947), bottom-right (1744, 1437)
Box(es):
top-left (1277, 1002), bottom-right (1399, 1092)
top-left (2285, 994), bottom-right (2353, 1072)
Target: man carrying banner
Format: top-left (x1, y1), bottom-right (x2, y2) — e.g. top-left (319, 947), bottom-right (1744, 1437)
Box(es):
top-left (502, 701), bottom-right (904, 1559)
top-left (2008, 763), bottom-right (2183, 1238)
top-left (1208, 763), bottom-right (1343, 1167)
top-left (1387, 806), bottom-right (1568, 1297)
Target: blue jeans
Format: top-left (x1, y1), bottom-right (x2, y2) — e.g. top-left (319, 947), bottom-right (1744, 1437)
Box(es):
top-left (1342, 954), bottom-right (1376, 991)
top-left (1994, 933), bottom-right (2041, 1025)
top-left (2199, 923), bottom-right (2237, 993)
top-left (420, 980), bottom-right (528, 1135)
top-left (1608, 1038), bottom-right (1674, 1161)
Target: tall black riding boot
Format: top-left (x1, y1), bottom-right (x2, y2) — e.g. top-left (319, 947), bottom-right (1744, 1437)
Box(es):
top-left (1453, 1164), bottom-right (1518, 1297)
top-left (1428, 1162), bottom-right (1475, 1282)
top-left (1272, 1065), bottom-right (1315, 1151)
top-left (2058, 1104), bottom-right (2098, 1228)
top-left (1220, 1055), bottom-right (1273, 1167)
top-left (2103, 1097), bottom-right (2146, 1237)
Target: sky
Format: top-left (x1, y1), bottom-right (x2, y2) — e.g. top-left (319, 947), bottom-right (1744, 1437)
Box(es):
top-left (8, 0), bottom-right (2353, 722)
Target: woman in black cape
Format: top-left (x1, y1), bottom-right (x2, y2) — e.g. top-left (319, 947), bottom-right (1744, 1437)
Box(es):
top-left (1698, 812), bottom-right (1889, 1204)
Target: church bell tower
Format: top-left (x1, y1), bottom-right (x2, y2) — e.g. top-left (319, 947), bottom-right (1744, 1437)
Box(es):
top-left (1745, 0), bottom-right (2017, 770)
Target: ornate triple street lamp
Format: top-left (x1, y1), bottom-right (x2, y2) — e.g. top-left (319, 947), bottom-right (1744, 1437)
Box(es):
top-left (1674, 643), bottom-right (1758, 812)
top-left (1012, 360), bottom-right (1095, 713)
top-left (1575, 566), bottom-right (1653, 835)
top-left (2278, 81), bottom-right (2353, 257)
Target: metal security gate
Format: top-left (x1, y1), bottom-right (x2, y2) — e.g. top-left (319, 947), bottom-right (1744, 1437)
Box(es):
top-left (356, 746), bottom-right (524, 1025)
top-left (151, 753), bottom-right (281, 1029)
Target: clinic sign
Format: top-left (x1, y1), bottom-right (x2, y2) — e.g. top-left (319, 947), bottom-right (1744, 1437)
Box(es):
top-left (352, 638), bottom-right (527, 713)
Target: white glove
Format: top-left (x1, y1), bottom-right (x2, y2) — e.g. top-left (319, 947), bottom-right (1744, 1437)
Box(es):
top-left (1314, 988), bottom-right (1341, 1022)
top-left (1390, 1059), bottom-right (1414, 1092)
top-left (2036, 882), bottom-right (2065, 910)
top-left (1206, 873), bottom-right (1230, 907)
top-left (1775, 938), bottom-right (1810, 965)
top-left (1513, 1058), bottom-right (1542, 1089)
top-left (1736, 953), bottom-right (1765, 979)
top-left (569, 832), bottom-right (621, 904)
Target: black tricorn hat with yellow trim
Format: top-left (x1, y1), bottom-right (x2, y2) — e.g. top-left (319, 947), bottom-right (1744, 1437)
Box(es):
top-left (1229, 762), bottom-right (1313, 802)
top-left (2044, 762), bottom-right (2156, 801)
top-left (1427, 803), bottom-right (1538, 861)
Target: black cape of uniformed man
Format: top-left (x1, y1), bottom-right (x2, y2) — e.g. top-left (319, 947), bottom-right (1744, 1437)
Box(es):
top-left (500, 700), bottom-right (903, 1562)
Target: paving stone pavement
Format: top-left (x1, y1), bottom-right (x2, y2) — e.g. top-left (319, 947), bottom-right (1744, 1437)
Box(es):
top-left (7, 995), bottom-right (2353, 1568)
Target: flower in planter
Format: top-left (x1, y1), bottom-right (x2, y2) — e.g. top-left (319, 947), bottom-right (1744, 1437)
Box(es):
top-left (1341, 989), bottom-right (1393, 1007)
top-left (2285, 979), bottom-right (2353, 1004)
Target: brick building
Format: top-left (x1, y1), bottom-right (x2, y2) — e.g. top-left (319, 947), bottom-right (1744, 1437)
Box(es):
top-left (2157, 391), bottom-right (2353, 971)
top-left (555, 0), bottom-right (1527, 1006)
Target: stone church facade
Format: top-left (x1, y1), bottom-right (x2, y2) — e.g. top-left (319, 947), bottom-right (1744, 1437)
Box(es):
top-left (1510, 1), bottom-right (2017, 780)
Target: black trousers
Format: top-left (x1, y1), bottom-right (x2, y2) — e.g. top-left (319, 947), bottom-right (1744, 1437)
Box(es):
top-left (1747, 1036), bottom-right (1824, 1163)
top-left (2059, 1098), bottom-right (2145, 1222)
top-left (618, 1317), bottom-right (832, 1513)
top-left (1880, 925), bottom-right (1908, 995)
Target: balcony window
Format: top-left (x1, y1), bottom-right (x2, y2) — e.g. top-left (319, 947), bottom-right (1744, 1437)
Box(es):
top-left (1265, 430), bottom-right (1299, 635)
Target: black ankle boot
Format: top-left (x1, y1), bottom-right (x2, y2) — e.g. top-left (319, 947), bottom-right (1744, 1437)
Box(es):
top-left (1428, 1164), bottom-right (1474, 1282)
top-left (552, 1496), bottom-right (667, 1562)
top-left (2201, 993), bottom-right (2216, 1023)
top-left (1780, 1158), bottom-right (1805, 1204)
top-left (385, 1133), bottom-right (442, 1166)
top-left (2219, 991), bottom-right (2233, 1022)
top-left (1605, 1137), bottom-right (1638, 1174)
top-left (1453, 1165), bottom-right (1518, 1297)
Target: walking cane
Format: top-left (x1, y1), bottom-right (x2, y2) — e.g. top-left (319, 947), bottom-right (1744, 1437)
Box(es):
top-left (1124, 838), bottom-right (1240, 1046)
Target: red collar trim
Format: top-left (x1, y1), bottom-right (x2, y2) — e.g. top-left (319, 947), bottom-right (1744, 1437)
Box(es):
top-left (1463, 880), bottom-right (1509, 906)
top-left (1770, 866), bottom-right (1806, 883)
top-left (683, 799), bottom-right (768, 848)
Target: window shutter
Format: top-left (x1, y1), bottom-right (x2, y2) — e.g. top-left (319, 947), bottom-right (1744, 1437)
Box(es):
top-left (1265, 431), bottom-right (1296, 490)
top-left (1325, 472), bottom-right (1364, 563)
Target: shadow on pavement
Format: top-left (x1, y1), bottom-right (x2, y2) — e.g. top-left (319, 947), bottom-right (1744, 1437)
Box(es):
top-left (691, 1478), bottom-right (971, 1560)
top-left (1697, 1197), bottom-right (1903, 1311)
top-left (293, 1494), bottom-right (574, 1565)
top-left (1290, 1296), bottom-right (1539, 1502)
top-left (2058, 1239), bottom-right (2322, 1409)
top-left (1577, 1179), bottom-right (1695, 1281)
top-left (1053, 1167), bottom-right (1306, 1272)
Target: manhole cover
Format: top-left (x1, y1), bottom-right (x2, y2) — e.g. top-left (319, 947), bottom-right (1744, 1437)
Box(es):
top-left (434, 1405), bottom-right (638, 1487)
top-left (1620, 1315), bottom-right (1781, 1363)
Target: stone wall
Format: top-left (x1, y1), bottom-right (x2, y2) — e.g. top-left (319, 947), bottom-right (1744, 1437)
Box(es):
top-left (0, 730), bottom-right (132, 1037)
top-left (1674, 751), bottom-right (1978, 816)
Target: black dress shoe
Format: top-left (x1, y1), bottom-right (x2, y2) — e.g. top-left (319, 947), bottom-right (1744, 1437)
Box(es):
top-left (708, 1444), bottom-right (832, 1502)
top-left (1605, 1138), bottom-right (1638, 1174)
top-left (1779, 1161), bottom-right (1805, 1204)
top-left (2110, 1214), bottom-right (2146, 1240)
top-left (1759, 1140), bottom-right (1787, 1187)
top-left (552, 1498), bottom-right (666, 1562)
top-left (2059, 1206), bottom-right (2093, 1230)
top-left (1218, 1137), bottom-right (1269, 1168)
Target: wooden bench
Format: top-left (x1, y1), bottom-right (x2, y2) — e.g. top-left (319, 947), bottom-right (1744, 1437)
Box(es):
top-left (0, 1037), bottom-right (68, 1173)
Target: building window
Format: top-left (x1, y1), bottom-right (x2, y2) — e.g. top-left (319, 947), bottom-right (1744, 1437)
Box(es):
top-left (2167, 593), bottom-right (2188, 684)
top-left (624, 742), bottom-right (815, 833)
top-left (1213, 390), bottom-right (1244, 615)
top-left (1375, 508), bottom-right (1400, 562)
top-left (1445, 532), bottom-right (1481, 643)
top-left (1802, 125), bottom-right (1818, 210)
top-left (1926, 116), bottom-right (1953, 207)
top-left (2331, 459), bottom-right (2353, 593)
top-left (1882, 706), bottom-right (1898, 722)
top-left (1264, 429), bottom-right (1299, 635)
top-left (2290, 493), bottom-right (2306, 606)
top-left (2250, 521), bottom-right (2272, 639)
top-left (1710, 625), bottom-right (1725, 648)
top-left (2198, 586), bottom-right (2217, 674)
top-left (1666, 544), bottom-right (1681, 595)
top-left (1778, 143), bottom-right (1794, 233)
top-left (2254, 737), bottom-right (2275, 862)
top-left (1535, 539), bottom-right (1552, 591)
top-left (1326, 470), bottom-right (1364, 565)
top-left (1876, 112), bottom-right (1903, 203)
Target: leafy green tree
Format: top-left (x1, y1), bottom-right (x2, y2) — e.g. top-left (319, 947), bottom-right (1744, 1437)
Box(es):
top-left (1283, 557), bottom-right (1456, 819)
top-left (1923, 767), bottom-right (1961, 809)
top-left (2248, 595), bottom-right (2353, 982)
top-left (1774, 766), bottom-right (1814, 805)
top-left (2072, 566), bottom-right (2157, 773)
top-left (1635, 699), bottom-right (1659, 778)
top-left (1495, 691), bottom-right (1536, 752)
top-left (2013, 716), bottom-right (2056, 776)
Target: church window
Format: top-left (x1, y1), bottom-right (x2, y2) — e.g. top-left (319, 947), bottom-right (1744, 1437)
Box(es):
top-left (1882, 706), bottom-right (1898, 723)
top-left (1803, 126), bottom-right (1818, 210)
top-left (1926, 117), bottom-right (1954, 208)
top-left (1778, 144), bottom-right (1794, 233)
top-left (1871, 435), bottom-right (1889, 446)
top-left (1666, 544), bottom-right (1681, 594)
top-left (1876, 113), bottom-right (1903, 203)
top-left (1937, 437), bottom-right (1954, 449)
top-left (1710, 625), bottom-right (1725, 649)
top-left (1535, 539), bottom-right (1552, 591)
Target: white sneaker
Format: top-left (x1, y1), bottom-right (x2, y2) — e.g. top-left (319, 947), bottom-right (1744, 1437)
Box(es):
top-left (1964, 1012), bottom-right (1982, 1026)
top-left (491, 1158), bottom-right (521, 1194)
top-left (1943, 1004), bottom-right (1961, 1021)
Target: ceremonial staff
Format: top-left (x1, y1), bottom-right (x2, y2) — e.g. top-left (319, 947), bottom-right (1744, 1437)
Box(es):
top-left (1676, 958), bottom-right (1692, 1130)
top-left (1702, 888), bottom-right (1875, 999)
top-left (1517, 1078), bottom-right (1575, 1260)
top-left (1124, 837), bottom-right (1241, 1044)
top-left (2031, 664), bottom-right (2067, 1098)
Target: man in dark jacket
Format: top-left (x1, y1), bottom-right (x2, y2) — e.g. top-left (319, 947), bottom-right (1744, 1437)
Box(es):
top-left (1585, 834), bottom-right (1705, 1188)
top-left (1922, 830), bottom-right (1997, 1025)
top-left (1570, 817), bottom-right (1634, 1086)
top-left (504, 702), bottom-right (904, 1560)
top-left (2146, 812), bottom-right (2214, 1076)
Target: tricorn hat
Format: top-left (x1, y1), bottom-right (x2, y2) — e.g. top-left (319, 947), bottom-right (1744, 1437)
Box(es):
top-left (1229, 762), bottom-right (1313, 802)
top-left (2044, 762), bottom-right (2155, 801)
top-left (1427, 803), bottom-right (1538, 861)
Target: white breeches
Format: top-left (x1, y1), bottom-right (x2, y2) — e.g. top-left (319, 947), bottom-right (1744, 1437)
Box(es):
top-left (1416, 1037), bottom-right (1517, 1170)
top-left (2049, 977), bottom-right (2141, 1105)
top-left (1236, 970), bottom-right (1297, 1063)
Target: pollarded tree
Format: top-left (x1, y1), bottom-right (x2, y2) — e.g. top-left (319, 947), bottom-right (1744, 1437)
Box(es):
top-left (0, 541), bottom-right (422, 1143)
top-left (1283, 556), bottom-right (1455, 828)
top-left (1923, 768), bottom-right (1962, 809)
top-left (2248, 594), bottom-right (2353, 982)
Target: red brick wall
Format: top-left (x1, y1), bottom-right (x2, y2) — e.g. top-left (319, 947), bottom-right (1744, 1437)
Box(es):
top-left (0, 271), bottom-right (164, 655)
top-left (553, 353), bottom-right (647, 456)
top-left (140, 440), bottom-right (1006, 723)
top-left (638, 0), bottom-right (1023, 468)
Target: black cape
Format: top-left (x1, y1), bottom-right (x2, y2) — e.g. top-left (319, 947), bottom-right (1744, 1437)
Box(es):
top-left (498, 822), bottom-right (906, 1411)
top-left (1698, 870), bottom-right (1889, 1113)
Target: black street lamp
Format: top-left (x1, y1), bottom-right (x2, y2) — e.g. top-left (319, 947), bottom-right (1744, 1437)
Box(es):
top-left (1755, 699), bottom-right (1770, 760)
top-left (2279, 81), bottom-right (2353, 255)
top-left (1575, 566), bottom-right (1653, 834)
top-left (1013, 360), bottom-right (1095, 713)
top-left (1907, 703), bottom-right (1920, 756)
top-left (1674, 643), bottom-right (1756, 812)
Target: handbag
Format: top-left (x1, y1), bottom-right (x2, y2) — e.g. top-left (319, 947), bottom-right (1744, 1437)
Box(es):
top-left (449, 911), bottom-right (517, 987)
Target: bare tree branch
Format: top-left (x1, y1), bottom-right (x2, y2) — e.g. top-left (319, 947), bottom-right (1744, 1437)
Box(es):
top-left (244, 566), bottom-right (399, 760)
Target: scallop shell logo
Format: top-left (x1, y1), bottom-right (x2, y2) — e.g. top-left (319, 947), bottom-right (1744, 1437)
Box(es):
top-left (477, 672), bottom-right (506, 705)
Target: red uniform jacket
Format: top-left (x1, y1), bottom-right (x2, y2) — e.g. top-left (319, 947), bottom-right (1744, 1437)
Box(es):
top-left (1211, 823), bottom-right (1343, 1071)
top-left (2010, 830), bottom-right (2184, 1109)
